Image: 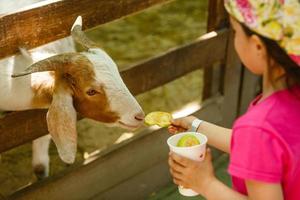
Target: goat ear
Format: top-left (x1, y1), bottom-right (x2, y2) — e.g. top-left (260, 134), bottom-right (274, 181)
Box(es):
top-left (47, 84), bottom-right (77, 164)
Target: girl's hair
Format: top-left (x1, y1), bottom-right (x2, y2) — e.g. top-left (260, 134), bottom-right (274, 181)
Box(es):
top-left (240, 23), bottom-right (300, 87)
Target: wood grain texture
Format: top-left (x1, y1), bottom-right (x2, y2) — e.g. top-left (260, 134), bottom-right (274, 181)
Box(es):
top-left (0, 110), bottom-right (48, 153)
top-left (202, 0), bottom-right (228, 100)
top-left (206, 0), bottom-right (228, 32)
top-left (221, 30), bottom-right (243, 128)
top-left (92, 161), bottom-right (171, 200)
top-left (238, 68), bottom-right (261, 115)
top-left (0, 30), bottom-right (228, 153)
top-left (122, 29), bottom-right (228, 96)
top-left (0, 0), bottom-right (171, 59)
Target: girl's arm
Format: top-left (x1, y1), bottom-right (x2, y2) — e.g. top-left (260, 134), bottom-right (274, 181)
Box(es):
top-left (197, 121), bottom-right (232, 153)
top-left (203, 178), bottom-right (247, 200)
top-left (245, 180), bottom-right (284, 200)
top-left (203, 179), bottom-right (283, 200)
top-left (169, 116), bottom-right (232, 153)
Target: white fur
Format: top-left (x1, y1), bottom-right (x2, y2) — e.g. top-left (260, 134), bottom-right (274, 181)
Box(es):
top-left (83, 49), bottom-right (144, 129)
top-left (32, 135), bottom-right (51, 178)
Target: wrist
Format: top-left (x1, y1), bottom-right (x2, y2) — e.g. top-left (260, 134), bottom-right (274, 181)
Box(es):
top-left (201, 176), bottom-right (219, 198)
top-left (185, 116), bottom-right (197, 130)
top-left (190, 118), bottom-right (204, 132)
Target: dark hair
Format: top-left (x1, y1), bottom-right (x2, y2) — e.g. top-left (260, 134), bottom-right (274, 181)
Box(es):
top-left (240, 23), bottom-right (300, 87)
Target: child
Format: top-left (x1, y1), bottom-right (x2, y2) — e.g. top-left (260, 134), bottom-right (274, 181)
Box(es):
top-left (168, 0), bottom-right (300, 199)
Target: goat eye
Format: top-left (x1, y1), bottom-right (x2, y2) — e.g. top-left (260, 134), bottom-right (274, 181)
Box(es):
top-left (86, 89), bottom-right (97, 96)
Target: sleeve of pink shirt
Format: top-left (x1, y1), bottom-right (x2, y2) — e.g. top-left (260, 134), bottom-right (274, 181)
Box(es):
top-left (229, 126), bottom-right (285, 183)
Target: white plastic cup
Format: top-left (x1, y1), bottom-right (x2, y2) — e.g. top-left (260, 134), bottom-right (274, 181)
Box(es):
top-left (167, 132), bottom-right (208, 196)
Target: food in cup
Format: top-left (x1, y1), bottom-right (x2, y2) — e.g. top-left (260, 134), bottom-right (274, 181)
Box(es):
top-left (144, 111), bottom-right (172, 127)
top-left (167, 132), bottom-right (208, 197)
top-left (177, 134), bottom-right (200, 147)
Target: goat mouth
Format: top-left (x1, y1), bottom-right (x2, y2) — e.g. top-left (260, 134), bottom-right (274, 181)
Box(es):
top-left (118, 121), bottom-right (140, 130)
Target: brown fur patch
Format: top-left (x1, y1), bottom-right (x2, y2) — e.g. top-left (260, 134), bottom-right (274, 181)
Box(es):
top-left (31, 72), bottom-right (54, 108)
top-left (55, 55), bottom-right (119, 123)
top-left (73, 85), bottom-right (120, 123)
top-left (33, 54), bottom-right (119, 123)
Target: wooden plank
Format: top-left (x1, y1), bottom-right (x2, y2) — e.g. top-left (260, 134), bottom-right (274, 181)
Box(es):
top-left (202, 0), bottom-right (228, 100)
top-left (221, 30), bottom-right (243, 128)
top-left (210, 62), bottom-right (223, 96)
top-left (0, 193), bottom-right (6, 200)
top-left (206, 0), bottom-right (228, 32)
top-left (0, 110), bottom-right (48, 152)
top-left (238, 68), bottom-right (261, 115)
top-left (123, 29), bottom-right (228, 95)
top-left (0, 30), bottom-right (228, 153)
top-left (91, 161), bottom-right (171, 200)
top-left (0, 0), bottom-right (171, 59)
top-left (9, 96), bottom-right (223, 200)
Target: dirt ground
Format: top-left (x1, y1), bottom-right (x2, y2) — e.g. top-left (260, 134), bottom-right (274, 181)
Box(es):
top-left (0, 0), bottom-right (208, 196)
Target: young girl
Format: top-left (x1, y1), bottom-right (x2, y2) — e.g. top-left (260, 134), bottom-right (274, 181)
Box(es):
top-left (168, 0), bottom-right (300, 199)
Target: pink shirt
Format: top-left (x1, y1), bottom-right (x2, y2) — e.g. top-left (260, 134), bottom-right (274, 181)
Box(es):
top-left (229, 86), bottom-right (300, 200)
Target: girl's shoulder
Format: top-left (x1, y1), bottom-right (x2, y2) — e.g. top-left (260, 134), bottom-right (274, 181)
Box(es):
top-left (234, 85), bottom-right (300, 130)
top-left (233, 86), bottom-right (300, 156)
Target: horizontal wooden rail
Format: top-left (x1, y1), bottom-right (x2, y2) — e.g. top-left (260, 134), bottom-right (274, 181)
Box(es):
top-left (122, 30), bottom-right (228, 95)
top-left (0, 110), bottom-right (48, 153)
top-left (9, 96), bottom-right (223, 200)
top-left (0, 29), bottom-right (228, 153)
top-left (0, 0), bottom-right (171, 59)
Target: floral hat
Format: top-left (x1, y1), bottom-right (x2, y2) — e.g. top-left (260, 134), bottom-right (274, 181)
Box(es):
top-left (224, 0), bottom-right (300, 66)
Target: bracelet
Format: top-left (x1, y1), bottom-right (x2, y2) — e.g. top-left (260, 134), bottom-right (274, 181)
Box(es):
top-left (190, 119), bottom-right (203, 132)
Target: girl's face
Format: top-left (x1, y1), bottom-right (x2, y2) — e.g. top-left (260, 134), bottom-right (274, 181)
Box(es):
top-left (230, 17), bottom-right (268, 75)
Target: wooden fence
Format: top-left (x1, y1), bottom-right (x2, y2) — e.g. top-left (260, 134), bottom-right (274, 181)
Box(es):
top-left (0, 0), bottom-right (260, 199)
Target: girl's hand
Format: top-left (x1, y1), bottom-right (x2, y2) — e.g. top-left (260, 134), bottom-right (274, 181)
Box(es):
top-left (168, 115), bottom-right (197, 134)
top-left (168, 148), bottom-right (215, 195)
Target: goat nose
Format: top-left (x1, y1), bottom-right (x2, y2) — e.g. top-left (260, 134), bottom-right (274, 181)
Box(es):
top-left (134, 112), bottom-right (145, 121)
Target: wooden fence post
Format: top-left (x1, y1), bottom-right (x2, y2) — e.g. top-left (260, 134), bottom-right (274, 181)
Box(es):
top-left (238, 67), bottom-right (261, 116)
top-left (221, 30), bottom-right (243, 128)
top-left (202, 0), bottom-right (228, 100)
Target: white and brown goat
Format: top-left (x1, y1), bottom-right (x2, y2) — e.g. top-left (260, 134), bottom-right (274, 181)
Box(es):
top-left (0, 16), bottom-right (144, 178)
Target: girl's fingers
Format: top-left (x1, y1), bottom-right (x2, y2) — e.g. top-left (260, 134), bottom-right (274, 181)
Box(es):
top-left (168, 126), bottom-right (177, 134)
top-left (176, 126), bottom-right (187, 132)
top-left (173, 177), bottom-right (184, 186)
top-left (170, 118), bottom-right (182, 126)
top-left (171, 116), bottom-right (196, 130)
top-left (171, 118), bottom-right (188, 130)
top-left (168, 125), bottom-right (186, 134)
top-left (169, 168), bottom-right (184, 180)
top-left (168, 156), bottom-right (185, 172)
top-left (206, 148), bottom-right (212, 161)
top-left (173, 177), bottom-right (189, 189)
top-left (170, 153), bottom-right (190, 167)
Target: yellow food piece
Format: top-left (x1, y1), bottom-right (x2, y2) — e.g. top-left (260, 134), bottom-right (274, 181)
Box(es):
top-left (177, 134), bottom-right (200, 147)
top-left (145, 111), bottom-right (172, 127)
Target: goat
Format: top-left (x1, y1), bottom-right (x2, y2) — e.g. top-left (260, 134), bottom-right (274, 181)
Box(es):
top-left (0, 15), bottom-right (145, 178)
